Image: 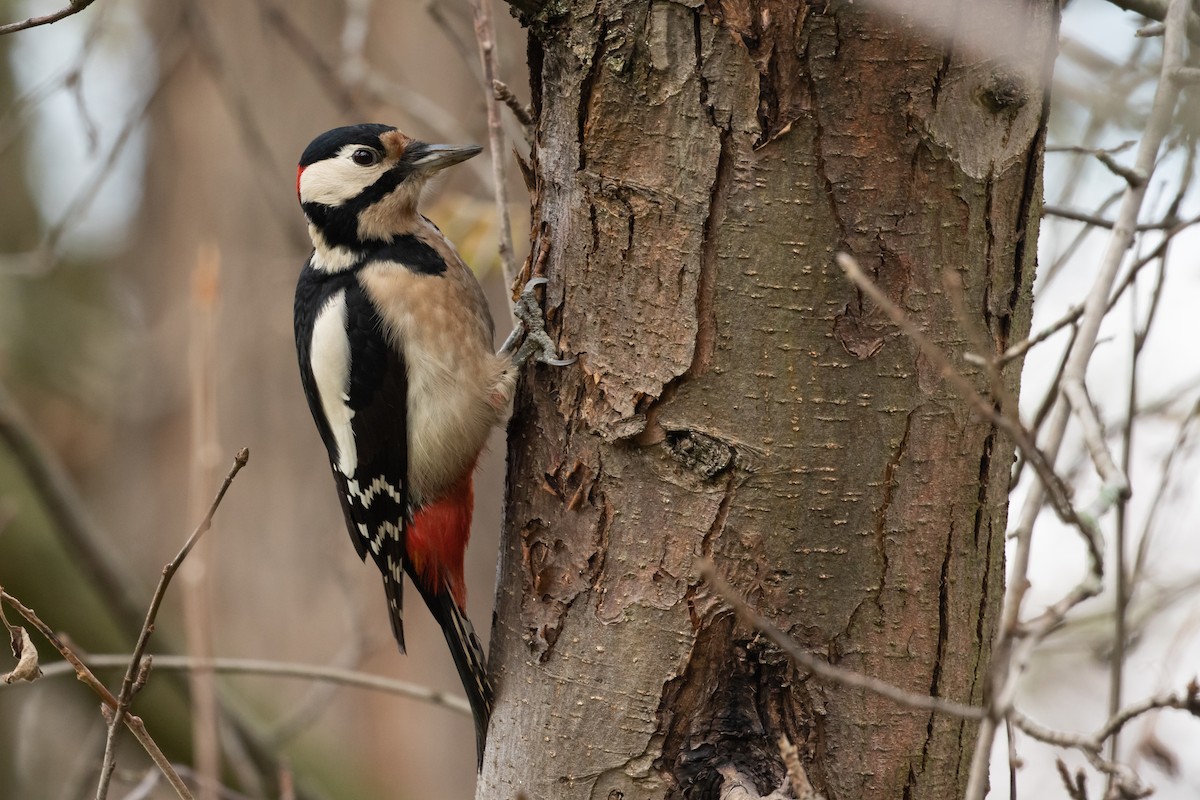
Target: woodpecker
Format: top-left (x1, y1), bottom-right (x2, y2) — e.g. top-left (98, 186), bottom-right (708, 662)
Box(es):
top-left (292, 123), bottom-right (561, 767)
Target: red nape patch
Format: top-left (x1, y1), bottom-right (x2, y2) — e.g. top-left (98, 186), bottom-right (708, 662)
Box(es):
top-left (407, 470), bottom-right (475, 611)
top-left (295, 165), bottom-right (305, 199)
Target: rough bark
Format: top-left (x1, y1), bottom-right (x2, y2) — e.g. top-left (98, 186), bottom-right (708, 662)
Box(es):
top-left (484, 1), bottom-right (1054, 798)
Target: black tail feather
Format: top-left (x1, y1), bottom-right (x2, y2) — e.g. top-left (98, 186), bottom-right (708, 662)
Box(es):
top-left (410, 574), bottom-right (493, 770)
top-left (382, 572), bottom-right (406, 653)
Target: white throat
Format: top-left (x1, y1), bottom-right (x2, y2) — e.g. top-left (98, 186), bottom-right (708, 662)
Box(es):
top-left (308, 224), bottom-right (362, 273)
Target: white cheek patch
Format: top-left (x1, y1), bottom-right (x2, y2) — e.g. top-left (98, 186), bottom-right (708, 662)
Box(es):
top-left (299, 149), bottom-right (386, 207)
top-left (309, 290), bottom-right (357, 477)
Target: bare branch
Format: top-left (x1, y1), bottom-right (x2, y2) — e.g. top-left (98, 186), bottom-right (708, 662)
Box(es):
top-left (965, 3), bottom-right (1194, 795)
top-left (994, 303), bottom-right (1080, 366)
top-left (1055, 758), bottom-right (1089, 800)
top-left (1105, 0), bottom-right (1200, 46)
top-left (1096, 680), bottom-right (1200, 743)
top-left (0, 0), bottom-right (99, 36)
top-left (96, 449), bottom-right (250, 800)
top-left (702, 562), bottom-right (983, 720)
top-left (35, 653), bottom-right (473, 717)
top-left (0, 590), bottom-right (192, 798)
top-left (1012, 683), bottom-right (1200, 799)
top-left (1042, 205), bottom-right (1191, 230)
top-left (1045, 142), bottom-right (1143, 186)
top-left (1131, 398), bottom-right (1200, 587)
top-left (493, 79), bottom-right (534, 132)
top-left (471, 0), bottom-right (520, 297)
top-left (1061, 379), bottom-right (1130, 506)
top-left (778, 736), bottom-right (820, 800)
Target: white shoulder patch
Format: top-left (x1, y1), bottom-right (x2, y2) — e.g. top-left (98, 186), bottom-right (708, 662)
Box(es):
top-left (310, 290), bottom-right (357, 477)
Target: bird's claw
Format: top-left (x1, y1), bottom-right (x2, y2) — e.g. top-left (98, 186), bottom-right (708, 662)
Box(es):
top-left (502, 277), bottom-right (575, 367)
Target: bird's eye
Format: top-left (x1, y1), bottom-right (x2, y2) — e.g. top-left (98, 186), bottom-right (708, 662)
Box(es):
top-left (351, 148), bottom-right (379, 166)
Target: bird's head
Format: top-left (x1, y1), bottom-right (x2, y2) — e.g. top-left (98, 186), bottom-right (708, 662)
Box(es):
top-left (297, 123), bottom-right (481, 256)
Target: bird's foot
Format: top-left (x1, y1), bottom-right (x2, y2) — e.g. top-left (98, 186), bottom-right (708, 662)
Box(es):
top-left (500, 277), bottom-right (575, 367)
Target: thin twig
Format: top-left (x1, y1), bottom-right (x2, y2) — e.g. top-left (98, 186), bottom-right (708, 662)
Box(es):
top-left (35, 39), bottom-right (188, 267)
top-left (1061, 380), bottom-right (1130, 503)
top-left (96, 448), bottom-right (250, 800)
top-left (994, 303), bottom-right (1081, 366)
top-left (1012, 682), bottom-right (1200, 799)
top-left (0, 0), bottom-right (99, 36)
top-left (1006, 718), bottom-right (1019, 800)
top-left (1016, 713), bottom-right (1145, 793)
top-left (1105, 0), bottom-right (1200, 46)
top-left (492, 79), bottom-right (534, 131)
top-left (1131, 397), bottom-right (1200, 589)
top-left (1042, 189), bottom-right (1122, 289)
top-left (1004, 208), bottom-right (1200, 371)
top-left (266, 636), bottom-right (365, 744)
top-left (1097, 680), bottom-right (1200, 743)
top-left (424, 2), bottom-right (483, 84)
top-left (1044, 142), bottom-right (1144, 186)
top-left (1042, 205), bottom-right (1197, 230)
top-left (701, 563), bottom-right (983, 720)
top-left (1107, 242), bottom-right (1170, 793)
top-left (965, 3), bottom-right (1192, 796)
top-left (470, 0), bottom-right (519, 298)
top-left (777, 736), bottom-right (817, 800)
top-left (1055, 758), bottom-right (1089, 800)
top-left (36, 654), bottom-right (473, 716)
top-left (0, 590), bottom-right (192, 799)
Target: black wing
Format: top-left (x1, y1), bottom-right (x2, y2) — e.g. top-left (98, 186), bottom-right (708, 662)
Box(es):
top-left (295, 265), bottom-right (411, 650)
top-left (342, 280), bottom-right (410, 649)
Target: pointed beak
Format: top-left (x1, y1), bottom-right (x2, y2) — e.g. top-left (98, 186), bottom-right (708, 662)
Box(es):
top-left (407, 142), bottom-right (483, 173)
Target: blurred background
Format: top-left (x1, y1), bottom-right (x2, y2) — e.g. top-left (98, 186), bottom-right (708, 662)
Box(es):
top-left (0, 0), bottom-right (1198, 799)
top-left (0, 1), bottom-right (529, 798)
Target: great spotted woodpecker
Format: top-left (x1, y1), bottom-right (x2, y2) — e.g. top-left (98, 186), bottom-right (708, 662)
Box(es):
top-left (292, 123), bottom-right (563, 767)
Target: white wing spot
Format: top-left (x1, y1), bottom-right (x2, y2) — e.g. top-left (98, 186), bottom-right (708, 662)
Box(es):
top-left (359, 477), bottom-right (404, 508)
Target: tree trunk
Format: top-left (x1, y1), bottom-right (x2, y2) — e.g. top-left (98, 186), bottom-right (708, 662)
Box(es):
top-left (484, 1), bottom-right (1054, 798)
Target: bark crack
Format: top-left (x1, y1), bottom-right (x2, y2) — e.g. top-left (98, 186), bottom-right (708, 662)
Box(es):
top-left (700, 471), bottom-right (738, 559)
top-left (872, 408), bottom-right (912, 611)
top-left (692, 128), bottom-right (733, 379)
top-left (578, 15), bottom-right (610, 171)
top-left (1005, 99), bottom-right (1049, 351)
top-left (930, 49), bottom-right (953, 109)
top-left (800, 27), bottom-right (848, 251)
top-left (981, 169), bottom-right (996, 338)
top-left (909, 515), bottom-right (957, 791)
top-left (929, 0), bottom-right (960, 108)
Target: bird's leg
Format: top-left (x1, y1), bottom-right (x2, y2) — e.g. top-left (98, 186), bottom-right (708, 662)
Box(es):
top-left (500, 277), bottom-right (575, 367)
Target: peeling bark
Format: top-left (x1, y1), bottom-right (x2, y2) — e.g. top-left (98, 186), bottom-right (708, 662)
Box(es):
top-left (484, 1), bottom-right (1054, 798)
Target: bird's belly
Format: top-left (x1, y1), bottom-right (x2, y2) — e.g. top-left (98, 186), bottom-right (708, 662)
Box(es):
top-left (404, 334), bottom-right (506, 506)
